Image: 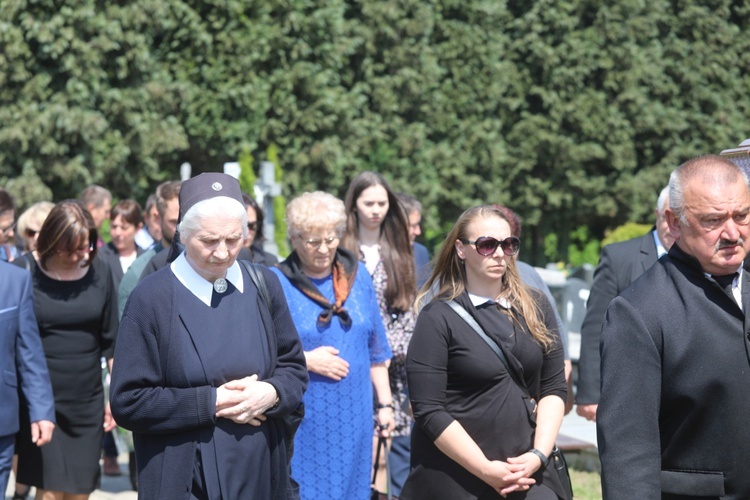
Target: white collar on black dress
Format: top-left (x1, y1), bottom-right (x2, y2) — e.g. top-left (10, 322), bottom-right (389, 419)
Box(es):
top-left (170, 253), bottom-right (244, 307)
top-left (468, 292), bottom-right (510, 309)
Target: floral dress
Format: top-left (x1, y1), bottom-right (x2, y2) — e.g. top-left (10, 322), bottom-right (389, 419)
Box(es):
top-left (369, 257), bottom-right (417, 436)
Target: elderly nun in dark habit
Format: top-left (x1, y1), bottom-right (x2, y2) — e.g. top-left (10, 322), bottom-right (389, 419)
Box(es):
top-left (110, 172), bottom-right (308, 499)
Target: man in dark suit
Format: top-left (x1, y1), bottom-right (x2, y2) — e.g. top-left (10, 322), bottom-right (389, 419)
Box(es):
top-left (398, 193), bottom-right (432, 289)
top-left (575, 186), bottom-right (672, 421)
top-left (598, 155), bottom-right (750, 498)
top-left (0, 261), bottom-right (55, 494)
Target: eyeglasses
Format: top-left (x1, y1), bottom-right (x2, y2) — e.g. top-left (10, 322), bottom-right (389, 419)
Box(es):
top-left (25, 228), bottom-right (39, 238)
top-left (302, 235), bottom-right (339, 250)
top-left (460, 236), bottom-right (520, 257)
top-left (0, 221), bottom-right (16, 235)
top-left (247, 221), bottom-right (258, 232)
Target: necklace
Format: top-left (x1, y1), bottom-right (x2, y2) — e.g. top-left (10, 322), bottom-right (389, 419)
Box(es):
top-left (47, 262), bottom-right (86, 281)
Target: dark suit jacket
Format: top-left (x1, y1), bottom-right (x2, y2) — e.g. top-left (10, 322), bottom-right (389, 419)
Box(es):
top-left (597, 244), bottom-right (750, 498)
top-left (249, 243), bottom-right (279, 267)
top-left (0, 261), bottom-right (54, 438)
top-left (576, 231), bottom-right (659, 404)
top-left (413, 242), bottom-right (431, 290)
top-left (139, 246), bottom-right (169, 281)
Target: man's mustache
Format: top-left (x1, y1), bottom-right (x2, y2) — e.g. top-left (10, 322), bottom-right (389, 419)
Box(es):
top-left (716, 238), bottom-right (744, 251)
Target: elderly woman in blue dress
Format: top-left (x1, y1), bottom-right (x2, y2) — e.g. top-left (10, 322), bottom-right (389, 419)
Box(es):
top-left (110, 173), bottom-right (308, 500)
top-left (271, 191), bottom-right (394, 499)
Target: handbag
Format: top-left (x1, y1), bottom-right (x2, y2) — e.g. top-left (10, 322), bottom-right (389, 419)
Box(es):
top-left (552, 446), bottom-right (573, 499)
top-left (371, 436), bottom-right (393, 500)
top-left (446, 300), bottom-right (574, 500)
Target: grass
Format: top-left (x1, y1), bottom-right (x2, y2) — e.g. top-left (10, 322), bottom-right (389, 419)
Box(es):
top-left (570, 467), bottom-right (602, 500)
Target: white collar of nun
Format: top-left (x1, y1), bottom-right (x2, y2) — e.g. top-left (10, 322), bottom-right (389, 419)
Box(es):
top-left (170, 252), bottom-right (244, 307)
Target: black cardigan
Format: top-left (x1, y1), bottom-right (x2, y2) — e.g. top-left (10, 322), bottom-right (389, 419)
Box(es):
top-left (405, 291), bottom-right (566, 499)
top-left (110, 264), bottom-right (308, 499)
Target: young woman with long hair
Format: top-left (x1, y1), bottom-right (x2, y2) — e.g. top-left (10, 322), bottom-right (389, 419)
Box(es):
top-left (402, 205), bottom-right (567, 500)
top-left (341, 171), bottom-right (417, 497)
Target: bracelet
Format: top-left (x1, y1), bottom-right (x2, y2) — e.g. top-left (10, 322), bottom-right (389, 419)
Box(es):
top-left (529, 448), bottom-right (549, 468)
top-left (376, 403), bottom-right (394, 410)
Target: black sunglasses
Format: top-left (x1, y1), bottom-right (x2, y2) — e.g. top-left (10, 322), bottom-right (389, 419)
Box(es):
top-left (461, 236), bottom-right (520, 257)
top-left (247, 221), bottom-right (258, 231)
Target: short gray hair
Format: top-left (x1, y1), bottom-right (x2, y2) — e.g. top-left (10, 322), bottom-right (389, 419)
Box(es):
top-left (178, 197), bottom-right (247, 241)
top-left (80, 184), bottom-right (112, 209)
top-left (397, 192), bottom-right (423, 216)
top-left (286, 191), bottom-right (346, 237)
top-left (669, 155), bottom-right (749, 225)
top-left (656, 186), bottom-right (669, 214)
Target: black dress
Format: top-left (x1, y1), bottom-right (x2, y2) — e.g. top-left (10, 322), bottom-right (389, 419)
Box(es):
top-left (15, 257), bottom-right (118, 494)
top-left (404, 292), bottom-right (567, 500)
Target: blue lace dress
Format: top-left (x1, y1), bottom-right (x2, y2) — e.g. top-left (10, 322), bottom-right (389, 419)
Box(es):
top-left (271, 265), bottom-right (392, 499)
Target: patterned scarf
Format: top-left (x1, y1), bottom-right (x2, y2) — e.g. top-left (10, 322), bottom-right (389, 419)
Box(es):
top-left (278, 247), bottom-right (358, 328)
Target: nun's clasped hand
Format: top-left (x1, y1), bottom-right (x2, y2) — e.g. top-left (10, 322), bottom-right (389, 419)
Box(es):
top-left (215, 374), bottom-right (279, 426)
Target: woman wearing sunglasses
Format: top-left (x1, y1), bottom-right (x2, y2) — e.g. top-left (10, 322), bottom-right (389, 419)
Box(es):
top-left (402, 205), bottom-right (567, 500)
top-left (13, 200), bottom-right (119, 500)
top-left (241, 193), bottom-right (278, 266)
top-left (16, 201), bottom-right (54, 253)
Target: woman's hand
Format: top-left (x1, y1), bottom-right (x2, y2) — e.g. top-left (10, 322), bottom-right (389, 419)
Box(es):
top-left (103, 401), bottom-right (117, 432)
top-left (305, 346), bottom-right (349, 381)
top-left (216, 374), bottom-right (278, 426)
top-left (376, 407), bottom-right (395, 437)
top-left (506, 451), bottom-right (544, 477)
top-left (479, 460), bottom-right (536, 497)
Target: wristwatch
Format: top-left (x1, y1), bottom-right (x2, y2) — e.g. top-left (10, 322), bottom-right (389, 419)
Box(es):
top-left (529, 448), bottom-right (549, 468)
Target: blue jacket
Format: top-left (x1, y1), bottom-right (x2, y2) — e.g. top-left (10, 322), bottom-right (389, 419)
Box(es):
top-left (0, 260), bottom-right (54, 437)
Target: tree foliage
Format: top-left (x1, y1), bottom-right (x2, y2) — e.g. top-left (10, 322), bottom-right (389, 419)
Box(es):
top-left (601, 221), bottom-right (652, 247)
top-left (1, 0), bottom-right (748, 264)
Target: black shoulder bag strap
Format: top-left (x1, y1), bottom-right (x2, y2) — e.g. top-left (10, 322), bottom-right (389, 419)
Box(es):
top-left (241, 260), bottom-right (277, 365)
top-left (239, 260), bottom-right (304, 500)
top-left (243, 260), bottom-right (272, 308)
top-left (445, 300), bottom-right (574, 500)
top-left (445, 300), bottom-right (525, 390)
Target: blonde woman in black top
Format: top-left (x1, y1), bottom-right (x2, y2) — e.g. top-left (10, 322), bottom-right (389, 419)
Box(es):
top-left (403, 205), bottom-right (567, 500)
